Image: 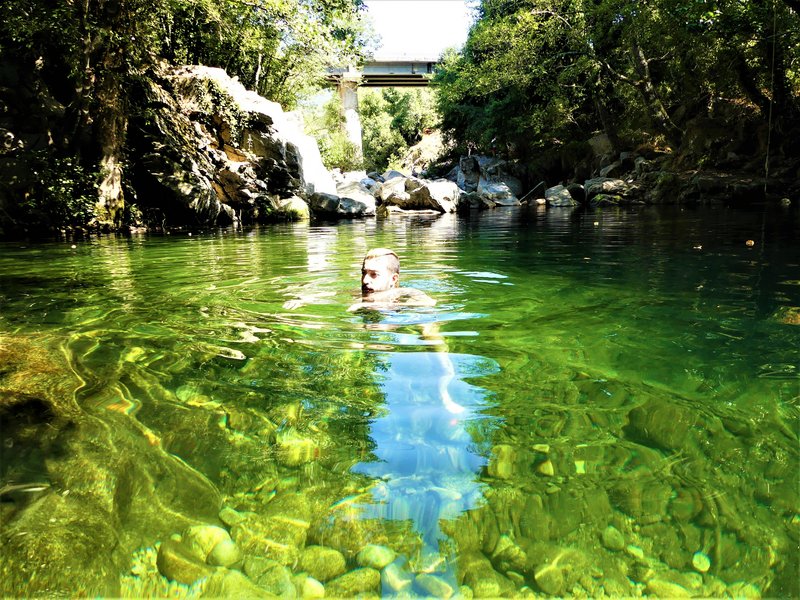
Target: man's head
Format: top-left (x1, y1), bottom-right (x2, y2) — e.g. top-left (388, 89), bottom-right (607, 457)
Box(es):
top-left (361, 248), bottom-right (400, 295)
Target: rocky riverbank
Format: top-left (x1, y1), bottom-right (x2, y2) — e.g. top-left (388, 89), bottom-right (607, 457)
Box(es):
top-left (1, 60), bottom-right (796, 236)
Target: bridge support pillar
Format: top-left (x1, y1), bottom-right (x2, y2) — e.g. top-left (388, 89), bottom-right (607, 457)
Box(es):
top-left (338, 78), bottom-right (363, 163)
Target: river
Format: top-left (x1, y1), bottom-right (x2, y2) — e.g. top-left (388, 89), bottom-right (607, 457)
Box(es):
top-left (0, 204), bottom-right (798, 598)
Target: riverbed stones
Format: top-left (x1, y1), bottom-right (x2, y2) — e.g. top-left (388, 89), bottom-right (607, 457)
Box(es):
top-left (357, 544), bottom-right (396, 569)
top-left (645, 578), bottom-right (692, 598)
top-left (219, 506), bottom-right (247, 527)
top-left (298, 545), bottom-right (346, 582)
top-left (230, 507), bottom-right (308, 566)
top-left (624, 399), bottom-right (698, 452)
top-left (487, 444), bottom-right (516, 479)
top-left (491, 535), bottom-right (527, 573)
top-left (325, 567), bottom-right (381, 597)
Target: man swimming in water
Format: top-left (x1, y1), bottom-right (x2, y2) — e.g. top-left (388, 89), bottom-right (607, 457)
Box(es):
top-left (348, 248), bottom-right (436, 311)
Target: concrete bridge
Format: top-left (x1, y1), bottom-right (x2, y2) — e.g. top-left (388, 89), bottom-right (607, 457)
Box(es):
top-left (326, 56), bottom-right (440, 160)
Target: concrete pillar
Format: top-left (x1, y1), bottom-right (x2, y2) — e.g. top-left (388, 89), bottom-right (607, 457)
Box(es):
top-left (338, 75), bottom-right (363, 162)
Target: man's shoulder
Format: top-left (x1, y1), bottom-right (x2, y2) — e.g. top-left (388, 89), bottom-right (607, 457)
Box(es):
top-left (348, 287), bottom-right (436, 311)
top-left (388, 287), bottom-right (436, 307)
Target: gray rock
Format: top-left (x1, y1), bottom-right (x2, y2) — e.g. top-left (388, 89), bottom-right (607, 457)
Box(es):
top-left (377, 176), bottom-right (407, 201)
top-left (407, 179), bottom-right (461, 212)
top-left (456, 156), bottom-right (481, 192)
top-left (600, 160), bottom-right (627, 178)
top-left (277, 195), bottom-right (310, 220)
top-left (477, 178), bottom-right (519, 205)
top-left (584, 177), bottom-right (629, 200)
top-left (307, 192), bottom-right (371, 219)
top-left (336, 180), bottom-right (377, 213)
top-left (545, 185), bottom-right (578, 207)
top-left (382, 169), bottom-right (407, 181)
top-left (405, 177), bottom-right (425, 192)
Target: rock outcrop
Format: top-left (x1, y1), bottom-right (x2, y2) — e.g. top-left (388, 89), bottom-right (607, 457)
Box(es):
top-left (127, 64), bottom-right (344, 228)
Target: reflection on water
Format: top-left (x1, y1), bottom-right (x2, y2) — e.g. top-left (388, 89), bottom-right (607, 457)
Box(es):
top-left (352, 349), bottom-right (498, 589)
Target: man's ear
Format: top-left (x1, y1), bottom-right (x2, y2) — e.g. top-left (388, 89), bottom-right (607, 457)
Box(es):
top-left (391, 273), bottom-right (399, 287)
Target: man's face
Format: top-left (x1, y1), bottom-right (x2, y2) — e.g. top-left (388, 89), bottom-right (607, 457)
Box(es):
top-left (362, 256), bottom-right (398, 294)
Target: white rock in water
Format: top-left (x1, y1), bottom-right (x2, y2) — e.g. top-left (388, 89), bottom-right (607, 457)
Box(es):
top-left (692, 551), bottom-right (711, 573)
top-left (183, 525), bottom-right (231, 560)
top-left (381, 562), bottom-right (413, 593)
top-left (415, 573), bottom-right (455, 599)
top-left (207, 539), bottom-right (241, 567)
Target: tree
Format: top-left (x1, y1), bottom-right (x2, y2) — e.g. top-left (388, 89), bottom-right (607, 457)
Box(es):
top-left (0, 0), bottom-right (375, 230)
top-left (434, 0), bottom-right (800, 163)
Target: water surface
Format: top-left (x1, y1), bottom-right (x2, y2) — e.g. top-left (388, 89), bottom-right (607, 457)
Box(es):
top-left (0, 205), bottom-right (798, 597)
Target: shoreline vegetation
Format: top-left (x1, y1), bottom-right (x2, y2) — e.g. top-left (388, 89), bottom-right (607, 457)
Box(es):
top-left (0, 1), bottom-right (798, 237)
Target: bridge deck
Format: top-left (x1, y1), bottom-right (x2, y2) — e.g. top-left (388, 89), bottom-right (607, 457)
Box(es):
top-left (327, 59), bottom-right (439, 87)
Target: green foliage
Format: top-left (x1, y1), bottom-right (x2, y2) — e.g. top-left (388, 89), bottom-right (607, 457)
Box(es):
top-left (435, 0), bottom-right (800, 163)
top-left (18, 152), bottom-right (98, 230)
top-left (301, 92), bottom-right (364, 171)
top-left (302, 86), bottom-right (439, 174)
top-left (360, 88), bottom-right (439, 173)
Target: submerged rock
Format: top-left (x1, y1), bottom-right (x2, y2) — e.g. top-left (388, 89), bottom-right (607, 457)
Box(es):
top-left (415, 573), bottom-right (455, 599)
top-left (244, 556), bottom-right (296, 597)
top-left (357, 544), bottom-right (396, 570)
top-left (325, 567), bottom-right (381, 597)
top-left (157, 538), bottom-right (215, 585)
top-left (601, 525), bottom-right (626, 551)
top-left (298, 545), bottom-right (347, 582)
top-left (201, 569), bottom-right (272, 598)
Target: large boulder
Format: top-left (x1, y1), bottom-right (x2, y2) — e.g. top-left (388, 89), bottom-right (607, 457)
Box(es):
top-left (308, 192), bottom-right (372, 218)
top-left (477, 177), bottom-right (520, 206)
top-left (407, 179), bottom-right (461, 212)
top-left (336, 181), bottom-right (376, 215)
top-left (584, 177), bottom-right (633, 202)
top-left (545, 185), bottom-right (578, 207)
top-left (457, 156), bottom-right (481, 192)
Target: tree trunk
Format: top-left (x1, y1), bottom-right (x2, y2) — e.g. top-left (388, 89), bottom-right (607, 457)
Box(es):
top-left (629, 41), bottom-right (682, 146)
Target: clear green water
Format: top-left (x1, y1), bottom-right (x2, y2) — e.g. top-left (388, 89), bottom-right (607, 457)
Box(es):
top-left (0, 205), bottom-right (798, 598)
